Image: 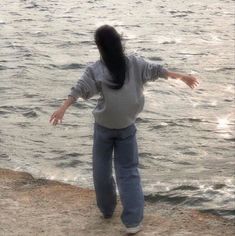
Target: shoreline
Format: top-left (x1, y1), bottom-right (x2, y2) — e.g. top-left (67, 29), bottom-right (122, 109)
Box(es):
top-left (0, 167), bottom-right (234, 235)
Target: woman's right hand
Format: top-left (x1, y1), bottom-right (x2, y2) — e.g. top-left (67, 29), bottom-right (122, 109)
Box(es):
top-left (49, 107), bottom-right (66, 126)
top-left (166, 71), bottom-right (199, 89)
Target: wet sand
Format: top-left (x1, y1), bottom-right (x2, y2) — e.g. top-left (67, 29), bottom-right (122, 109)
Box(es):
top-left (0, 167), bottom-right (234, 236)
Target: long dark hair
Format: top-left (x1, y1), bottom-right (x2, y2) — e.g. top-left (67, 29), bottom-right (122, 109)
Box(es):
top-left (94, 25), bottom-right (127, 89)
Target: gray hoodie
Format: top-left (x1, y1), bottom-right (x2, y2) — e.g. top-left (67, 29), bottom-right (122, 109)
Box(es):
top-left (68, 54), bottom-right (168, 129)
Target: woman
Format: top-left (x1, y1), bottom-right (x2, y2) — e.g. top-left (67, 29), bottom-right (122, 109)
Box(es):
top-left (50, 25), bottom-right (199, 234)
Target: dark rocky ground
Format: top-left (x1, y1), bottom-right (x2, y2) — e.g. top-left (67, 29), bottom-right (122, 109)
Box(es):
top-left (0, 168), bottom-right (234, 236)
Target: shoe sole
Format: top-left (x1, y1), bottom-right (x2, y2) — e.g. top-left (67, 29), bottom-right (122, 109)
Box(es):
top-left (126, 224), bottom-right (143, 234)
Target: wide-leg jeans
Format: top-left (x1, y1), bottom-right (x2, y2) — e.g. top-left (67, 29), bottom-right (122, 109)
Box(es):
top-left (92, 122), bottom-right (144, 227)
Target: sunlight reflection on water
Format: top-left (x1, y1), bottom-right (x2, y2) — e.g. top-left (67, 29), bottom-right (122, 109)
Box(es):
top-left (217, 117), bottom-right (230, 129)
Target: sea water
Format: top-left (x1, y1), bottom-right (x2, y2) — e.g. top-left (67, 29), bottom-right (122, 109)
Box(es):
top-left (0, 0), bottom-right (234, 219)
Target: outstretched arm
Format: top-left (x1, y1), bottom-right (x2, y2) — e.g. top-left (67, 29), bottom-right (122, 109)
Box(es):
top-left (136, 56), bottom-right (199, 88)
top-left (166, 71), bottom-right (199, 89)
top-left (49, 96), bottom-right (77, 126)
top-left (49, 64), bottom-right (100, 126)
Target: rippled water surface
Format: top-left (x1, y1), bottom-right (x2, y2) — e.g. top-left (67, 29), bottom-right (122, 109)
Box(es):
top-left (0, 0), bottom-right (234, 219)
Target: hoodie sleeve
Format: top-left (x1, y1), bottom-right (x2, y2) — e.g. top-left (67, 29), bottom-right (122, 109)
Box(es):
top-left (68, 65), bottom-right (100, 100)
top-left (136, 56), bottom-right (168, 84)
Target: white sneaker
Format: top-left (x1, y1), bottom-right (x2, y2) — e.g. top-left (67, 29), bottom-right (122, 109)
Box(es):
top-left (125, 224), bottom-right (143, 234)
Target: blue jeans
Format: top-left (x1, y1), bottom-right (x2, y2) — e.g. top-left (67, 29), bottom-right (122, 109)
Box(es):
top-left (92, 122), bottom-right (144, 227)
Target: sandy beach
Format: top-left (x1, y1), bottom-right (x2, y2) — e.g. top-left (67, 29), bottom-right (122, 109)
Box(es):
top-left (0, 167), bottom-right (234, 236)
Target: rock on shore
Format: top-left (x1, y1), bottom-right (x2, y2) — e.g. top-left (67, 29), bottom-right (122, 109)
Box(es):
top-left (0, 168), bottom-right (234, 236)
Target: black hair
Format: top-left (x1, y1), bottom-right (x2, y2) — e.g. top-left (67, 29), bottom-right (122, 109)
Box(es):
top-left (94, 25), bottom-right (127, 89)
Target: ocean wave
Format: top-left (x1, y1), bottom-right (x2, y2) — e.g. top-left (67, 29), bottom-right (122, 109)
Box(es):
top-left (22, 111), bottom-right (38, 118)
top-left (56, 159), bottom-right (84, 168)
top-left (47, 63), bottom-right (85, 70)
top-left (144, 183), bottom-right (235, 219)
top-left (0, 154), bottom-right (10, 160)
top-left (199, 209), bottom-right (235, 220)
top-left (0, 65), bottom-right (8, 70)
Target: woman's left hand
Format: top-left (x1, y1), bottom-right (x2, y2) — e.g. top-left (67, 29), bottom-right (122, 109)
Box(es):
top-left (181, 75), bottom-right (199, 89)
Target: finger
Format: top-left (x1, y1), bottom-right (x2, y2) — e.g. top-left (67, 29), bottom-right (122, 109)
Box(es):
top-left (49, 114), bottom-right (54, 122)
top-left (49, 116), bottom-right (54, 123)
top-left (53, 118), bottom-right (58, 126)
top-left (50, 112), bottom-right (56, 122)
top-left (50, 114), bottom-right (56, 122)
top-left (50, 116), bottom-right (57, 124)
